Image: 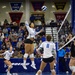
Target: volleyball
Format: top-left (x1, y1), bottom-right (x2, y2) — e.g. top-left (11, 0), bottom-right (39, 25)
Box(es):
top-left (41, 5), bottom-right (47, 11)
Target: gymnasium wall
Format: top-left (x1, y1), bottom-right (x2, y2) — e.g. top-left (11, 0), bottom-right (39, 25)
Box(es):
top-left (0, 58), bottom-right (70, 73)
top-left (0, 0), bottom-right (71, 24)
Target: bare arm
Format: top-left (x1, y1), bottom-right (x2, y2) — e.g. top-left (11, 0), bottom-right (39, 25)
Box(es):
top-left (9, 46), bottom-right (13, 53)
top-left (52, 44), bottom-right (57, 60)
top-left (25, 21), bottom-right (31, 32)
top-left (35, 28), bottom-right (44, 35)
top-left (53, 49), bottom-right (57, 59)
top-left (0, 52), bottom-right (6, 56)
top-left (0, 54), bottom-right (3, 56)
top-left (36, 48), bottom-right (43, 56)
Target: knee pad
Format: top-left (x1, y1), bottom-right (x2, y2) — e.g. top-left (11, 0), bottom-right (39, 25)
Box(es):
top-left (24, 53), bottom-right (28, 58)
top-left (38, 70), bottom-right (42, 73)
top-left (36, 70), bottom-right (42, 75)
top-left (51, 69), bottom-right (55, 72)
top-left (69, 66), bottom-right (75, 72)
top-left (9, 65), bottom-right (13, 69)
top-left (29, 54), bottom-right (34, 58)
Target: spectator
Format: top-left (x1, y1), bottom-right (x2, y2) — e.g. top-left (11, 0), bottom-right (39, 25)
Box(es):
top-left (41, 35), bottom-right (46, 42)
top-left (0, 32), bottom-right (4, 41)
top-left (65, 47), bottom-right (70, 58)
top-left (3, 26), bottom-right (8, 37)
top-left (58, 44), bottom-right (69, 73)
top-left (20, 42), bottom-right (25, 55)
top-left (66, 33), bottom-right (73, 42)
top-left (16, 38), bottom-right (23, 51)
top-left (10, 32), bottom-right (18, 48)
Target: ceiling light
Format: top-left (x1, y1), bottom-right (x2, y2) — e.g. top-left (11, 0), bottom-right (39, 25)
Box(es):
top-left (21, 5), bottom-right (23, 8)
top-left (52, 5), bottom-right (55, 8)
top-left (22, 11), bottom-right (24, 12)
top-left (5, 12), bottom-right (8, 14)
top-left (51, 11), bottom-right (55, 13)
top-left (2, 6), bottom-right (6, 8)
top-left (51, 18), bottom-right (53, 20)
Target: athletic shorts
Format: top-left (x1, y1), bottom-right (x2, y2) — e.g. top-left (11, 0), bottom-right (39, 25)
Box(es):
top-left (24, 39), bottom-right (33, 44)
top-left (43, 56), bottom-right (54, 63)
top-left (3, 58), bottom-right (8, 61)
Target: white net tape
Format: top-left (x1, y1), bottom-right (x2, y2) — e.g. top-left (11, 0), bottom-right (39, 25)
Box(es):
top-left (58, 36), bottom-right (75, 50)
top-left (57, 5), bottom-right (72, 50)
top-left (57, 5), bottom-right (71, 33)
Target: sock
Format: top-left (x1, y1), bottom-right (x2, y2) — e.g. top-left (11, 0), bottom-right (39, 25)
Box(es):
top-left (24, 60), bottom-right (26, 65)
top-left (7, 70), bottom-right (10, 74)
top-left (31, 61), bottom-right (35, 65)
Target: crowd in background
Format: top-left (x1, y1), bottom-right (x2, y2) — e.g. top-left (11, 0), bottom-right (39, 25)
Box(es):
top-left (0, 19), bottom-right (73, 61)
top-left (0, 20), bottom-right (46, 58)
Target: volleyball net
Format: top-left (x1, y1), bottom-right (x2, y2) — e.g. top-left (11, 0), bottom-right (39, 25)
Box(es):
top-left (56, 5), bottom-right (73, 51)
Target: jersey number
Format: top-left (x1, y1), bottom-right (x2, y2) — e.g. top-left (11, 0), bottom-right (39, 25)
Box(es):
top-left (46, 44), bottom-right (49, 48)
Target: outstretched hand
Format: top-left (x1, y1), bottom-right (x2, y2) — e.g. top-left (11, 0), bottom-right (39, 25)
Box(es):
top-left (25, 21), bottom-right (29, 26)
top-left (40, 28), bottom-right (44, 33)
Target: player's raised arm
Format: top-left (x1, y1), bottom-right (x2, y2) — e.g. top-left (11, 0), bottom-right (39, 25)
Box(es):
top-left (35, 28), bottom-right (44, 35)
top-left (25, 21), bottom-right (30, 30)
top-left (25, 21), bottom-right (34, 33)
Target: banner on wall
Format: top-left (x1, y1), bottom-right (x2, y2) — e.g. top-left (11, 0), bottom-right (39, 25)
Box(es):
top-left (54, 2), bottom-right (66, 10)
top-left (10, 2), bottom-right (22, 11)
top-left (0, 58), bottom-right (50, 73)
top-left (54, 12), bottom-right (67, 21)
top-left (31, 1), bottom-right (45, 11)
top-left (0, 58), bottom-right (70, 73)
top-left (72, 0), bottom-right (75, 35)
top-left (9, 12), bottom-right (23, 24)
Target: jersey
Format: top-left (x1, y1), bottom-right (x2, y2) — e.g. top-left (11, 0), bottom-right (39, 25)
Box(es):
top-left (3, 51), bottom-right (14, 60)
top-left (25, 23), bottom-right (40, 39)
top-left (39, 41), bottom-right (56, 58)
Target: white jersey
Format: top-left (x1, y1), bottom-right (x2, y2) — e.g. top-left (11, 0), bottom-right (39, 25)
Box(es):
top-left (3, 51), bottom-right (14, 60)
top-left (39, 41), bottom-right (56, 58)
top-left (25, 23), bottom-right (40, 39)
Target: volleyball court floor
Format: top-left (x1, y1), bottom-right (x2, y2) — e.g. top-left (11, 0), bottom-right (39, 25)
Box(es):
top-left (0, 72), bottom-right (71, 75)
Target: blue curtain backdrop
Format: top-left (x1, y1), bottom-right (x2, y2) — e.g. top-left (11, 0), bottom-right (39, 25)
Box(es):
top-left (72, 0), bottom-right (75, 35)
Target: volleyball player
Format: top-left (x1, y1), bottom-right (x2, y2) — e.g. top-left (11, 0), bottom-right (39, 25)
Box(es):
top-left (69, 39), bottom-right (75, 75)
top-left (22, 21), bottom-right (43, 69)
top-left (36, 35), bottom-right (56, 75)
top-left (0, 40), bottom-right (14, 75)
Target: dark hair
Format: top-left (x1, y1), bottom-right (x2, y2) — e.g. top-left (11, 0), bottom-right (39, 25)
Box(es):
top-left (29, 22), bottom-right (34, 27)
top-left (46, 35), bottom-right (51, 41)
